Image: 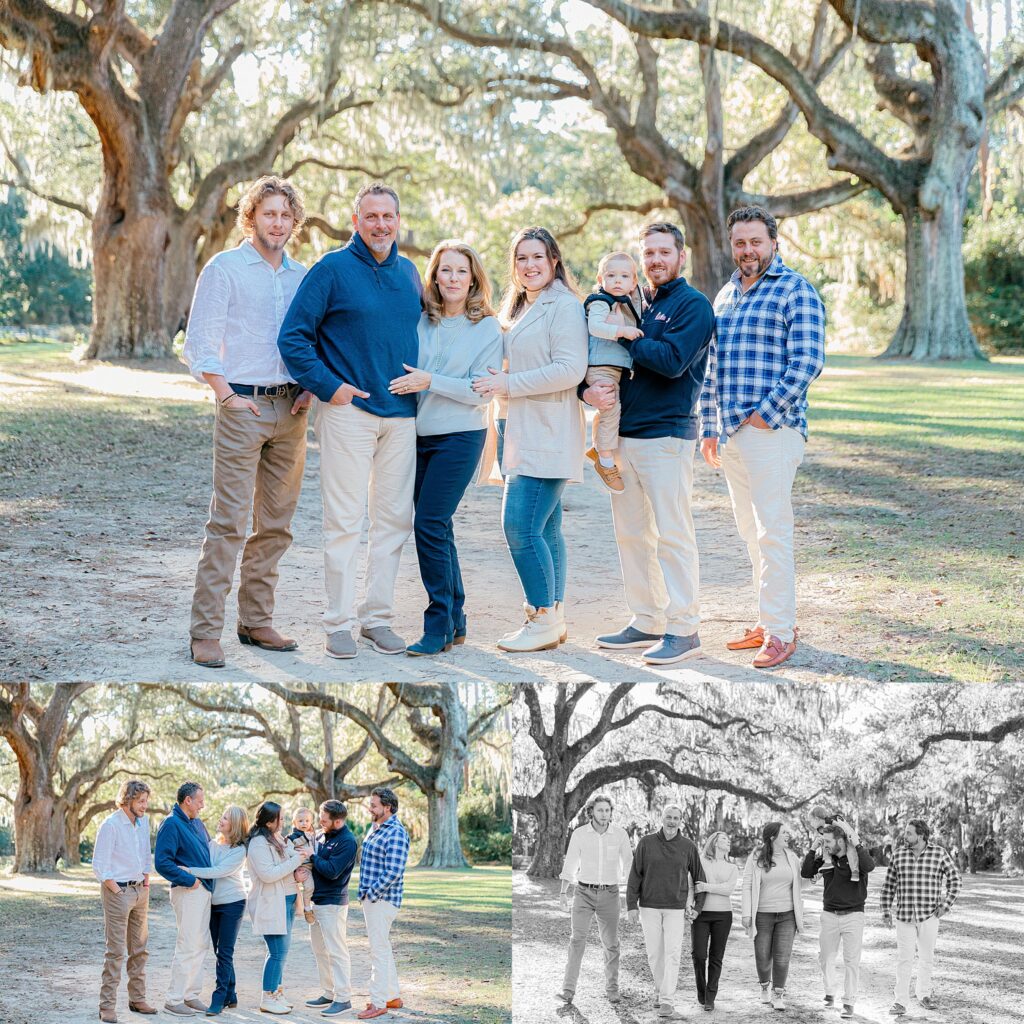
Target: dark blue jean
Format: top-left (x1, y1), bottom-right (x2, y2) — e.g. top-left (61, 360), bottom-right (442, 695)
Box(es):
top-left (209, 898), bottom-right (245, 1008)
top-left (413, 428), bottom-right (487, 636)
top-left (502, 473), bottom-right (568, 608)
top-left (754, 909), bottom-right (797, 989)
top-left (261, 893), bottom-right (296, 993)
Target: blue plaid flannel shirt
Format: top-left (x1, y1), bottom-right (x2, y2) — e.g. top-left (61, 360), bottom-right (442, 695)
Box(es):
top-left (700, 255), bottom-right (825, 442)
top-left (358, 815), bottom-right (410, 908)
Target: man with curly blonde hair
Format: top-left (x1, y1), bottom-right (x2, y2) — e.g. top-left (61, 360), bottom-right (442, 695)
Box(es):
top-left (182, 174), bottom-right (312, 669)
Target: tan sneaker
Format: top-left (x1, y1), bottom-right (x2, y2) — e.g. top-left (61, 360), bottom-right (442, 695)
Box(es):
top-left (586, 447), bottom-right (625, 493)
top-left (496, 606), bottom-right (561, 652)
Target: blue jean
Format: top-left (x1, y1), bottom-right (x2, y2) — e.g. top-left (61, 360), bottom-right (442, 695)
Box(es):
top-left (261, 894), bottom-right (296, 992)
top-left (754, 910), bottom-right (797, 989)
top-left (209, 898), bottom-right (245, 1007)
top-left (502, 473), bottom-right (568, 608)
top-left (413, 429), bottom-right (486, 636)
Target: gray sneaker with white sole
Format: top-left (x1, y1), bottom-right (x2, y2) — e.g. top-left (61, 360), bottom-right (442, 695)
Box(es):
top-left (325, 631), bottom-right (357, 659)
top-left (360, 625), bottom-right (407, 654)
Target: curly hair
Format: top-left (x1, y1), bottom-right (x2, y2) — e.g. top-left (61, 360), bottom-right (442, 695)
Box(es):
top-left (117, 779), bottom-right (151, 808)
top-left (423, 240), bottom-right (495, 324)
top-left (236, 175), bottom-right (306, 239)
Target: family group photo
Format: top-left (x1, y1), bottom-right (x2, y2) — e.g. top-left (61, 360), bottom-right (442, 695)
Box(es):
top-left (511, 681), bottom-right (1024, 1024)
top-left (1, 0), bottom-right (1022, 685)
top-left (0, 682), bottom-right (513, 1024)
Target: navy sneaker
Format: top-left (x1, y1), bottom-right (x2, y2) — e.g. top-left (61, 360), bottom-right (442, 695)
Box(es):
top-left (596, 625), bottom-right (664, 649)
top-left (306, 996), bottom-right (333, 1007)
top-left (321, 1001), bottom-right (352, 1016)
top-left (642, 633), bottom-right (702, 665)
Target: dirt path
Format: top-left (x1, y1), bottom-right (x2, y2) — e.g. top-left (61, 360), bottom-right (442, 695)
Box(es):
top-left (511, 872), bottom-right (1024, 1024)
top-left (0, 867), bottom-right (509, 1024)
top-left (1, 356), bottom-right (874, 684)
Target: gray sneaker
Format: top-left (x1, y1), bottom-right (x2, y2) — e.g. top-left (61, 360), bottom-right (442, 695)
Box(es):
top-left (325, 631), bottom-right (357, 659)
top-left (163, 1006), bottom-right (196, 1018)
top-left (919, 996), bottom-right (938, 1011)
top-left (596, 625), bottom-right (664, 649)
top-left (321, 1002), bottom-right (352, 1017)
top-left (658, 1004), bottom-right (684, 1020)
top-left (643, 632), bottom-right (702, 665)
top-left (184, 1001), bottom-right (207, 1013)
top-left (360, 625), bottom-right (406, 654)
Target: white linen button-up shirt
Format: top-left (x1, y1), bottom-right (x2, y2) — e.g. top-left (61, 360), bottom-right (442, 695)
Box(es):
top-left (182, 239), bottom-right (306, 386)
top-left (560, 822), bottom-right (633, 885)
top-left (91, 808), bottom-right (152, 883)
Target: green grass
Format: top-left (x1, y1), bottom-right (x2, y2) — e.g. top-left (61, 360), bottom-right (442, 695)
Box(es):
top-left (801, 355), bottom-right (1024, 682)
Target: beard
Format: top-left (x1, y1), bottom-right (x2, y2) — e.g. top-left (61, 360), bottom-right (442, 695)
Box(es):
top-left (366, 232), bottom-right (394, 254)
top-left (254, 226), bottom-right (288, 252)
top-left (736, 251), bottom-right (774, 278)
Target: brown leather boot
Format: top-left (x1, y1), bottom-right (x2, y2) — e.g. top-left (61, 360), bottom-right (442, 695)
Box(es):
top-left (99, 1011), bottom-right (118, 1023)
top-left (237, 624), bottom-right (298, 651)
top-left (190, 637), bottom-right (225, 668)
top-left (128, 1002), bottom-right (158, 1015)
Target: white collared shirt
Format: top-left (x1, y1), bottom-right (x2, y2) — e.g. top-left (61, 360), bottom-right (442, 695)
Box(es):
top-left (181, 239), bottom-right (306, 386)
top-left (560, 822), bottom-right (633, 885)
top-left (91, 808), bottom-right (151, 883)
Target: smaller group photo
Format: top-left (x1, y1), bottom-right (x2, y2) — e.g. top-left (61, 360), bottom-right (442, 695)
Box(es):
top-left (0, 682), bottom-right (512, 1024)
top-left (512, 681), bottom-right (1024, 1024)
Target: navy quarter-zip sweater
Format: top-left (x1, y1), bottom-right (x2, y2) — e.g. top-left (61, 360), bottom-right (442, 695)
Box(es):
top-left (627, 828), bottom-right (707, 911)
top-left (154, 803), bottom-right (213, 891)
top-left (309, 824), bottom-right (358, 906)
top-left (616, 275), bottom-right (714, 440)
top-left (277, 233), bottom-right (423, 416)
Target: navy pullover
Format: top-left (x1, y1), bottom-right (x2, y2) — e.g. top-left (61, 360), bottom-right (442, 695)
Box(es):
top-left (277, 233), bottom-right (423, 416)
top-left (154, 804), bottom-right (213, 891)
top-left (309, 824), bottom-right (358, 906)
top-left (613, 275), bottom-right (714, 440)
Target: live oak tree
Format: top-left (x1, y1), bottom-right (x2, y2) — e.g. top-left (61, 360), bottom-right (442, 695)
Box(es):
top-left (514, 682), bottom-right (814, 878)
top-left (586, 0), bottom-right (1024, 358)
top-left (0, 0), bottom-right (375, 358)
top-left (0, 684), bottom-right (151, 873)
top-left (373, 0), bottom-right (866, 299)
top-left (259, 682), bottom-right (511, 869)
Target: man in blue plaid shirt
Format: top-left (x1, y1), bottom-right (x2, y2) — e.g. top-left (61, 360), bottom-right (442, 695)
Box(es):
top-left (879, 819), bottom-right (961, 1016)
top-left (700, 206), bottom-right (825, 669)
top-left (356, 787), bottom-right (410, 1020)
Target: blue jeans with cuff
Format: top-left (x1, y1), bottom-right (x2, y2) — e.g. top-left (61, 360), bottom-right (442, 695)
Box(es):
top-left (501, 473), bottom-right (568, 609)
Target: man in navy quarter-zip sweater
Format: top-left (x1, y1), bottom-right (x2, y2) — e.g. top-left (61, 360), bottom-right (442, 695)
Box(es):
top-left (278, 182), bottom-right (423, 660)
top-left (582, 222), bottom-right (715, 667)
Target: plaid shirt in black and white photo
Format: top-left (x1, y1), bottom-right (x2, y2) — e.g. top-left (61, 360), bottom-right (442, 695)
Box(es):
top-left (879, 842), bottom-right (962, 923)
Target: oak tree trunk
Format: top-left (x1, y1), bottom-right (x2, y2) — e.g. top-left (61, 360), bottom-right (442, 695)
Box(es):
top-left (420, 784), bottom-right (470, 869)
top-left (686, 207), bottom-right (735, 300)
top-left (14, 783), bottom-right (65, 873)
top-left (883, 193), bottom-right (984, 359)
top-left (525, 760), bottom-right (574, 878)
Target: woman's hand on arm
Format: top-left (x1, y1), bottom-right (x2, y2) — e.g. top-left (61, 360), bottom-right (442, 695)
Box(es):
top-left (471, 368), bottom-right (510, 397)
top-left (388, 364), bottom-right (432, 395)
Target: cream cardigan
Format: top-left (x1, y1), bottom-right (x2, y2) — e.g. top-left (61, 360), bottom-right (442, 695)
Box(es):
top-left (741, 847), bottom-right (808, 931)
top-left (479, 281), bottom-right (588, 484)
top-left (246, 834), bottom-right (301, 936)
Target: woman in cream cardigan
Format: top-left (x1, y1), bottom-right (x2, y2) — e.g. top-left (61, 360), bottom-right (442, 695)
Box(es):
top-left (741, 822), bottom-right (808, 1012)
top-left (183, 805), bottom-right (250, 1016)
top-left (472, 226), bottom-right (588, 652)
top-left (246, 801), bottom-right (310, 1015)
top-left (692, 830), bottom-right (739, 1013)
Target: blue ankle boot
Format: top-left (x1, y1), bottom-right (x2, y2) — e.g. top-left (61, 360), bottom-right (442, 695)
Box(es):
top-left (406, 633), bottom-right (452, 656)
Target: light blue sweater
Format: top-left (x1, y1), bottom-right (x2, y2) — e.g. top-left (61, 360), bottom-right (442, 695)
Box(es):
top-left (415, 313), bottom-right (503, 436)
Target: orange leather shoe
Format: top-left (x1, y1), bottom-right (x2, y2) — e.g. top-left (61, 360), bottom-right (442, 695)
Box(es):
top-left (753, 634), bottom-right (798, 669)
top-left (726, 625), bottom-right (764, 650)
top-left (357, 1006), bottom-right (387, 1020)
top-left (386, 998), bottom-right (404, 1008)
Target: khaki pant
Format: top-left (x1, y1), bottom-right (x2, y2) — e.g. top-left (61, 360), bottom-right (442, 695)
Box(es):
top-left (190, 394), bottom-right (308, 639)
top-left (167, 885), bottom-right (212, 1004)
top-left (562, 885), bottom-right (620, 996)
top-left (362, 899), bottom-right (401, 1008)
top-left (310, 903), bottom-right (351, 1002)
top-left (895, 916), bottom-right (940, 1004)
top-left (316, 403), bottom-right (416, 633)
top-left (818, 910), bottom-right (864, 1006)
top-left (721, 424), bottom-right (805, 642)
top-left (100, 883), bottom-right (150, 1012)
top-left (585, 366), bottom-right (624, 453)
top-left (639, 906), bottom-right (688, 1009)
top-left (611, 436), bottom-right (700, 635)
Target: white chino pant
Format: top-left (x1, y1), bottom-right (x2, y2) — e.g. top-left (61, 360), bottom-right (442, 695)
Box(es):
top-left (721, 424), bottom-right (805, 642)
top-left (818, 910), bottom-right (864, 1006)
top-left (611, 436), bottom-right (700, 635)
top-left (166, 885), bottom-right (212, 1004)
top-left (895, 916), bottom-right (940, 1004)
top-left (310, 903), bottom-right (351, 1002)
top-left (362, 899), bottom-right (401, 1008)
top-left (316, 403), bottom-right (416, 633)
top-left (639, 906), bottom-right (688, 1008)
